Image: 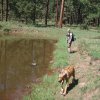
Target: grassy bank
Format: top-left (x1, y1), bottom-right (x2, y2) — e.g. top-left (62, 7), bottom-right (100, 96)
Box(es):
top-left (0, 21), bottom-right (63, 39)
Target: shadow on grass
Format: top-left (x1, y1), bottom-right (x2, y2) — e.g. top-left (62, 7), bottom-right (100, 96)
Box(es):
top-left (70, 50), bottom-right (77, 54)
top-left (67, 79), bottom-right (79, 93)
top-left (92, 36), bottom-right (100, 39)
top-left (34, 24), bottom-right (55, 28)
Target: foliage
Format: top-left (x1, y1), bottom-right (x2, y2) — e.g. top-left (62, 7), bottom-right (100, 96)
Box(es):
top-left (0, 0), bottom-right (100, 26)
top-left (0, 26), bottom-right (3, 31)
top-left (80, 24), bottom-right (89, 30)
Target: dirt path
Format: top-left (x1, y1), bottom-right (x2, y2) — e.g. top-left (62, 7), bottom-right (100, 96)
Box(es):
top-left (55, 42), bottom-right (100, 100)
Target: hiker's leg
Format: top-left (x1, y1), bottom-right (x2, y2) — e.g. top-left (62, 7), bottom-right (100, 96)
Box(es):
top-left (68, 42), bottom-right (72, 53)
top-left (68, 47), bottom-right (71, 52)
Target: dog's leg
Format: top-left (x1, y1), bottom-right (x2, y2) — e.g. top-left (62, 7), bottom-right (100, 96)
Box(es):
top-left (60, 86), bottom-right (64, 95)
top-left (63, 83), bottom-right (68, 96)
top-left (63, 79), bottom-right (69, 96)
top-left (60, 80), bottom-right (64, 94)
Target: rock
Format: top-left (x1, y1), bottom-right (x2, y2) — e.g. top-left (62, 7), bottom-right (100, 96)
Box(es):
top-left (32, 62), bottom-right (37, 66)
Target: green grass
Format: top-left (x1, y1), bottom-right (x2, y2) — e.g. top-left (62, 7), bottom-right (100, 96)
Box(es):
top-left (52, 37), bottom-right (68, 68)
top-left (74, 28), bottom-right (100, 59)
top-left (79, 67), bottom-right (100, 100)
top-left (88, 40), bottom-right (100, 59)
top-left (24, 73), bottom-right (59, 100)
top-left (0, 21), bottom-right (64, 39)
top-left (80, 38), bottom-right (100, 59)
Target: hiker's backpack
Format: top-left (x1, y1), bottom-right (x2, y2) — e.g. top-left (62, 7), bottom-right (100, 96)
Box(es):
top-left (72, 33), bottom-right (75, 41)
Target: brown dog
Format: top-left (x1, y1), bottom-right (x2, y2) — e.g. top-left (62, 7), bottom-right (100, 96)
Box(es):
top-left (58, 66), bottom-right (75, 96)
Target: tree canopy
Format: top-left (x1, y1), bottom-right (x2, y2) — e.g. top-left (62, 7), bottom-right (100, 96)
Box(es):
top-left (0, 0), bottom-right (100, 27)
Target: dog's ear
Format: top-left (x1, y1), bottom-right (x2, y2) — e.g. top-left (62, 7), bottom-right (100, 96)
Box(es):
top-left (58, 69), bottom-right (64, 73)
top-left (61, 69), bottom-right (65, 73)
top-left (62, 70), bottom-right (67, 76)
top-left (57, 69), bottom-right (66, 75)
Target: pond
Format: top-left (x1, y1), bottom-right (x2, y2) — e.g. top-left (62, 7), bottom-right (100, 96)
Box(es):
top-left (0, 39), bottom-right (56, 100)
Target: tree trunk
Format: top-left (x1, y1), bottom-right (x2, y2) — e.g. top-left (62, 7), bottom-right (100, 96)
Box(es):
top-left (33, 0), bottom-right (36, 24)
top-left (1, 0), bottom-right (3, 21)
top-left (59, 0), bottom-right (64, 28)
top-left (6, 0), bottom-right (8, 21)
top-left (25, 17), bottom-right (28, 24)
top-left (45, 0), bottom-right (49, 26)
top-left (97, 17), bottom-right (100, 26)
top-left (55, 0), bottom-right (59, 27)
top-left (53, 0), bottom-right (55, 13)
top-left (70, 13), bottom-right (73, 25)
top-left (77, 6), bottom-right (82, 24)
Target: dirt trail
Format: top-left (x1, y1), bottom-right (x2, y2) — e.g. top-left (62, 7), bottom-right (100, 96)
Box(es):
top-left (55, 42), bottom-right (100, 100)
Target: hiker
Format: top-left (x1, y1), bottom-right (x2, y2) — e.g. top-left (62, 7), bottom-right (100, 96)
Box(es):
top-left (66, 28), bottom-right (75, 53)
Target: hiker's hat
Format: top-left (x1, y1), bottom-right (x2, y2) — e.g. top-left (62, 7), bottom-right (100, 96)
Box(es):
top-left (67, 28), bottom-right (70, 32)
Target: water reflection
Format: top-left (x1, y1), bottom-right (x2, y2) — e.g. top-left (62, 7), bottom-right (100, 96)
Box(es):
top-left (0, 39), bottom-right (55, 100)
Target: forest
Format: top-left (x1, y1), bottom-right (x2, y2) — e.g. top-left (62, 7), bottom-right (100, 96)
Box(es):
top-left (0, 0), bottom-right (100, 27)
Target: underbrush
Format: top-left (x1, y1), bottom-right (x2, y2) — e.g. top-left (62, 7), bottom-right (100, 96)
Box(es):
top-left (80, 67), bottom-right (100, 100)
top-left (85, 39), bottom-right (100, 59)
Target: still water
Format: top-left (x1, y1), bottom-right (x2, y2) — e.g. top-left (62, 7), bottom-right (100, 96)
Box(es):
top-left (0, 39), bottom-right (55, 100)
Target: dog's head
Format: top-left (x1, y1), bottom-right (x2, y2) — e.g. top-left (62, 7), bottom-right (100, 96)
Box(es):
top-left (58, 69), bottom-right (66, 83)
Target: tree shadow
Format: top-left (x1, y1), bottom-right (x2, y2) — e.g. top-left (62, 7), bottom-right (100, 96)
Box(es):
top-left (67, 79), bottom-right (79, 93)
top-left (34, 24), bottom-right (55, 28)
